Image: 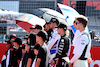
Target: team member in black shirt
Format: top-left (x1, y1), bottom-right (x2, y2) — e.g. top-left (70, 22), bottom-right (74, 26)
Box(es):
top-left (22, 34), bottom-right (36, 67)
top-left (35, 31), bottom-right (49, 67)
top-left (43, 22), bottom-right (53, 42)
top-left (13, 38), bottom-right (22, 67)
top-left (51, 23), bottom-right (71, 67)
top-left (6, 34), bottom-right (16, 67)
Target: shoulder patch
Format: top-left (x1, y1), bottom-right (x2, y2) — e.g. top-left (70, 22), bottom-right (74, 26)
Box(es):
top-left (61, 39), bottom-right (64, 42)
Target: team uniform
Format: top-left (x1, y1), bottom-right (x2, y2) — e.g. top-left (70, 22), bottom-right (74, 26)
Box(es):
top-left (22, 49), bottom-right (35, 67)
top-left (48, 28), bottom-right (61, 53)
top-left (70, 30), bottom-right (91, 67)
top-left (37, 43), bottom-right (49, 67)
top-left (53, 34), bottom-right (71, 67)
top-left (6, 46), bottom-right (22, 67)
top-left (13, 47), bottom-right (22, 67)
top-left (46, 29), bottom-right (53, 42)
top-left (47, 28), bottom-right (60, 65)
top-left (6, 45), bottom-right (15, 67)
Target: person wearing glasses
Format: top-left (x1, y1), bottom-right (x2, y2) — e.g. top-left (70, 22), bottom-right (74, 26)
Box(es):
top-left (69, 15), bottom-right (91, 67)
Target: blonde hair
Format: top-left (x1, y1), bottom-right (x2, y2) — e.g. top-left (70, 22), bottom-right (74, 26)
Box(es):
top-left (76, 15), bottom-right (88, 22)
top-left (65, 30), bottom-right (69, 36)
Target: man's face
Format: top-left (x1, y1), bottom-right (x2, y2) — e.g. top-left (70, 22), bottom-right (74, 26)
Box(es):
top-left (10, 37), bottom-right (16, 45)
top-left (34, 29), bottom-right (40, 34)
top-left (31, 29), bottom-right (35, 33)
top-left (34, 49), bottom-right (39, 55)
top-left (14, 42), bottom-right (18, 48)
top-left (25, 44), bottom-right (30, 51)
top-left (49, 22), bottom-right (53, 29)
top-left (36, 35), bottom-right (40, 43)
top-left (44, 24), bottom-right (50, 31)
top-left (73, 19), bottom-right (80, 30)
top-left (57, 28), bottom-right (62, 35)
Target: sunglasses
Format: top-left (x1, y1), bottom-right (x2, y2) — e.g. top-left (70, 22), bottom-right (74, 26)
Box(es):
top-left (74, 21), bottom-right (80, 25)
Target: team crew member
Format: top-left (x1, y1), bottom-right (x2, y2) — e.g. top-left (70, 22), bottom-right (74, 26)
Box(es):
top-left (13, 38), bottom-right (22, 67)
top-left (1, 40), bottom-right (11, 67)
top-left (22, 34), bottom-right (35, 67)
top-left (51, 23), bottom-right (71, 67)
top-left (69, 15), bottom-right (91, 67)
top-left (22, 35), bottom-right (29, 54)
top-left (43, 22), bottom-right (53, 42)
top-left (32, 24), bottom-right (42, 34)
top-left (35, 31), bottom-right (49, 67)
top-left (47, 18), bottom-right (61, 64)
top-left (6, 34), bottom-right (16, 67)
top-left (32, 43), bottom-right (40, 67)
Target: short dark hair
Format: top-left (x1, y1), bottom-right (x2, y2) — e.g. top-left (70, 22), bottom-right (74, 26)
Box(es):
top-left (14, 38), bottom-right (22, 45)
top-left (49, 18), bottom-right (59, 25)
top-left (56, 23), bottom-right (67, 31)
top-left (37, 30), bottom-right (47, 41)
top-left (76, 15), bottom-right (88, 28)
top-left (34, 43), bottom-right (40, 50)
top-left (28, 34), bottom-right (36, 46)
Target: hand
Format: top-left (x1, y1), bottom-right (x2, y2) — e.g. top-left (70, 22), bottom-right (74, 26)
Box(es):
top-left (69, 62), bottom-right (72, 67)
top-left (88, 57), bottom-right (92, 63)
top-left (51, 60), bottom-right (56, 65)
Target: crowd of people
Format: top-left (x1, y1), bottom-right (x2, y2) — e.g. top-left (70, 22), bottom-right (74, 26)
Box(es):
top-left (0, 13), bottom-right (19, 24)
top-left (1, 15), bottom-right (92, 67)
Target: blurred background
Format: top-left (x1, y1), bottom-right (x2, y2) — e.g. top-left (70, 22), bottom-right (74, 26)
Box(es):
top-left (0, 0), bottom-right (100, 46)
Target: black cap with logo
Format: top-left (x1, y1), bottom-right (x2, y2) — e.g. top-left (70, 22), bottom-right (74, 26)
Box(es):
top-left (14, 38), bottom-right (22, 45)
top-left (56, 23), bottom-right (67, 31)
top-left (49, 18), bottom-right (59, 25)
top-left (30, 25), bottom-right (42, 30)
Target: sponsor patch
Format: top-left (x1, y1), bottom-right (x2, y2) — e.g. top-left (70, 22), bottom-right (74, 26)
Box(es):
top-left (61, 39), bottom-right (64, 42)
top-left (81, 42), bottom-right (85, 45)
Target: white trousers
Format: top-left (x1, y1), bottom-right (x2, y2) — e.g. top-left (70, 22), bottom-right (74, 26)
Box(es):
top-left (73, 59), bottom-right (88, 67)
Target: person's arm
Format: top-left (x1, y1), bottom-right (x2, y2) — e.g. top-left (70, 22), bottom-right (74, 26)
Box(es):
top-left (70, 35), bottom-right (89, 63)
top-left (47, 34), bottom-right (60, 50)
top-left (88, 53), bottom-right (92, 63)
top-left (26, 58), bottom-right (32, 67)
top-left (35, 58), bottom-right (41, 67)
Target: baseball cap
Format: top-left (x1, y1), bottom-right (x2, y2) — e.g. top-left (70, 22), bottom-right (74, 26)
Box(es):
top-left (30, 26), bottom-right (35, 29)
top-left (23, 35), bottom-right (28, 39)
top-left (34, 43), bottom-right (40, 50)
top-left (37, 30), bottom-right (47, 41)
top-left (10, 34), bottom-right (16, 40)
top-left (14, 38), bottom-right (22, 45)
top-left (46, 21), bottom-right (50, 24)
top-left (49, 18), bottom-right (59, 25)
top-left (56, 23), bottom-right (67, 31)
top-left (43, 21), bottom-right (49, 28)
top-left (30, 25), bottom-right (42, 30)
